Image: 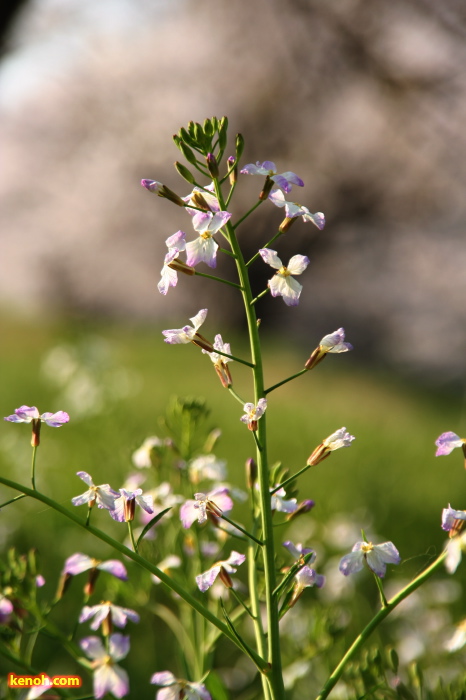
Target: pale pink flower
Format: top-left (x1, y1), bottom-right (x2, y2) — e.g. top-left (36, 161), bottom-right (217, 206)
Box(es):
top-left (259, 249), bottom-right (309, 306)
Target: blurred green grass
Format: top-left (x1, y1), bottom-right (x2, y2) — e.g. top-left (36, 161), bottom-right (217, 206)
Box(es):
top-left (1, 310), bottom-right (466, 694)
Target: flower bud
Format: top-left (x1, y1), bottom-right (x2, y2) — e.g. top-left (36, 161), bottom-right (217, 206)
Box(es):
top-left (206, 153), bottom-right (219, 179)
top-left (287, 499), bottom-right (315, 521)
top-left (168, 259), bottom-right (196, 276)
top-left (235, 133), bottom-right (245, 160)
top-left (279, 217), bottom-right (298, 234)
top-left (175, 161), bottom-right (196, 184)
top-left (307, 445), bottom-right (331, 467)
top-left (227, 156), bottom-right (237, 185)
top-left (191, 192), bottom-right (212, 211)
top-left (245, 458), bottom-right (257, 488)
top-left (124, 497), bottom-right (136, 522)
top-left (141, 180), bottom-right (184, 206)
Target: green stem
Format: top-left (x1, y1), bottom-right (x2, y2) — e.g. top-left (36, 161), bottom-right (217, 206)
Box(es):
top-left (316, 549), bottom-right (448, 700)
top-left (265, 368), bottom-right (309, 395)
top-left (218, 247), bottom-right (237, 258)
top-left (31, 445), bottom-right (38, 490)
top-left (246, 230), bottom-right (283, 267)
top-left (233, 199), bottom-right (264, 230)
top-left (194, 270), bottom-right (242, 290)
top-left (212, 348), bottom-right (255, 368)
top-left (250, 289), bottom-right (270, 306)
top-left (212, 178), bottom-right (285, 700)
top-left (270, 463), bottom-right (310, 495)
top-left (0, 493), bottom-right (27, 508)
top-left (228, 386), bottom-right (246, 405)
top-left (0, 475), bottom-right (268, 673)
top-left (224, 182), bottom-right (236, 207)
top-left (230, 588), bottom-right (256, 620)
top-left (219, 513), bottom-right (263, 546)
top-left (373, 571), bottom-right (388, 608)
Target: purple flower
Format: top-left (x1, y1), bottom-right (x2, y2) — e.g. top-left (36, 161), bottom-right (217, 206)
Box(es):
top-left (240, 161), bottom-right (304, 193)
top-left (240, 398), bottom-right (267, 431)
top-left (79, 602), bottom-right (140, 630)
top-left (180, 487), bottom-right (233, 529)
top-left (435, 432), bottom-right (464, 456)
top-left (268, 189), bottom-right (325, 229)
top-left (305, 328), bottom-right (353, 369)
top-left (80, 634), bottom-right (129, 699)
top-left (283, 541), bottom-right (316, 561)
top-left (71, 471), bottom-right (119, 510)
top-left (63, 553), bottom-right (128, 580)
top-left (151, 671), bottom-right (211, 700)
top-left (0, 595), bottom-right (13, 624)
top-left (339, 540), bottom-right (401, 578)
top-left (259, 249), bottom-right (309, 306)
top-left (162, 309), bottom-right (212, 351)
top-left (196, 551), bottom-right (246, 592)
top-left (4, 405), bottom-right (70, 427)
top-left (441, 505), bottom-right (466, 533)
top-left (185, 211), bottom-right (232, 268)
top-left (109, 488), bottom-right (154, 523)
top-left (158, 231), bottom-right (188, 295)
top-left (141, 179), bottom-right (163, 193)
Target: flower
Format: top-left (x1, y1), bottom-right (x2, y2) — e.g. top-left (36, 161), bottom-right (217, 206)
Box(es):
top-left (240, 161), bottom-right (304, 194)
top-left (71, 471), bottom-right (119, 510)
top-left (185, 210), bottom-right (232, 268)
top-left (57, 553), bottom-right (127, 599)
top-left (162, 309), bottom-right (213, 352)
top-left (271, 487), bottom-right (298, 514)
top-left (151, 671), bottom-right (211, 700)
top-left (268, 189), bottom-right (325, 229)
top-left (141, 180), bottom-right (184, 206)
top-left (158, 231), bottom-right (190, 295)
top-left (109, 488), bottom-right (154, 523)
top-left (441, 505), bottom-right (466, 537)
top-left (79, 602), bottom-right (140, 631)
top-left (132, 436), bottom-right (169, 468)
top-left (282, 541), bottom-right (325, 602)
top-left (305, 328), bottom-right (353, 369)
top-left (259, 249), bottom-right (309, 306)
top-left (202, 334), bottom-right (233, 388)
top-left (0, 595), bottom-right (13, 624)
top-left (445, 619), bottom-right (466, 652)
top-left (339, 540), bottom-right (401, 578)
top-left (445, 531), bottom-right (466, 574)
top-left (63, 553), bottom-right (128, 579)
top-left (307, 427), bottom-right (355, 466)
top-left (196, 551), bottom-right (246, 592)
top-left (152, 555), bottom-right (182, 585)
top-left (283, 541), bottom-right (316, 561)
top-left (4, 405), bottom-right (69, 446)
top-left (240, 398), bottom-right (267, 431)
top-left (435, 432), bottom-right (465, 456)
top-left (188, 454), bottom-right (227, 484)
top-left (80, 634), bottom-right (129, 699)
top-left (183, 183), bottom-right (220, 214)
top-left (180, 487), bottom-right (233, 529)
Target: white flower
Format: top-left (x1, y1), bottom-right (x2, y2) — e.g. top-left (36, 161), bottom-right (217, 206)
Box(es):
top-left (307, 427), bottom-right (355, 466)
top-left (162, 309), bottom-right (210, 349)
top-left (80, 634), bottom-right (130, 698)
top-left (202, 334), bottom-right (233, 387)
top-left (240, 398), bottom-right (267, 431)
top-left (339, 540), bottom-right (401, 578)
top-left (445, 619), bottom-right (466, 652)
top-left (158, 231), bottom-right (188, 295)
top-left (180, 487), bottom-right (233, 528)
top-left (132, 436), bottom-right (166, 468)
top-left (196, 551), bottom-right (246, 592)
top-left (268, 189), bottom-right (325, 229)
top-left (259, 249), bottom-right (309, 306)
top-left (306, 328), bottom-right (353, 369)
top-left (71, 471), bottom-right (119, 510)
top-left (185, 211), bottom-right (232, 268)
top-left (240, 161), bottom-right (304, 193)
top-left (151, 671), bottom-right (211, 700)
top-left (189, 454), bottom-right (227, 484)
top-left (270, 487), bottom-right (298, 514)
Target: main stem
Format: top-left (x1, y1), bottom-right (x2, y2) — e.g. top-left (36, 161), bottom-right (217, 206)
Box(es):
top-left (214, 180), bottom-right (285, 700)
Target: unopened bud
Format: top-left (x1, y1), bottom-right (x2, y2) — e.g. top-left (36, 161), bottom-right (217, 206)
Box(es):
top-left (259, 176), bottom-right (274, 201)
top-left (141, 180), bottom-right (184, 206)
top-left (235, 133), bottom-right (245, 160)
top-left (246, 458), bottom-right (257, 488)
top-left (227, 156), bottom-right (237, 185)
top-left (175, 161), bottom-right (196, 184)
top-left (206, 153), bottom-right (219, 179)
top-left (279, 217), bottom-right (298, 233)
top-left (218, 566), bottom-right (233, 588)
top-left (287, 499), bottom-right (315, 521)
top-left (31, 419), bottom-right (41, 447)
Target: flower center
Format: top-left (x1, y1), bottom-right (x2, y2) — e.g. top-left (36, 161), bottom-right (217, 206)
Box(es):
top-left (278, 266), bottom-right (291, 277)
top-left (201, 231), bottom-right (212, 240)
top-left (361, 542), bottom-right (374, 554)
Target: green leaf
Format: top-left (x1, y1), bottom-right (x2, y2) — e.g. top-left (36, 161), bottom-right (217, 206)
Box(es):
top-left (136, 507), bottom-right (171, 547)
top-left (205, 671), bottom-right (230, 700)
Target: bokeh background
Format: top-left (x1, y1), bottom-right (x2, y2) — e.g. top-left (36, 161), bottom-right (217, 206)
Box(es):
top-left (1, 0), bottom-right (466, 697)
